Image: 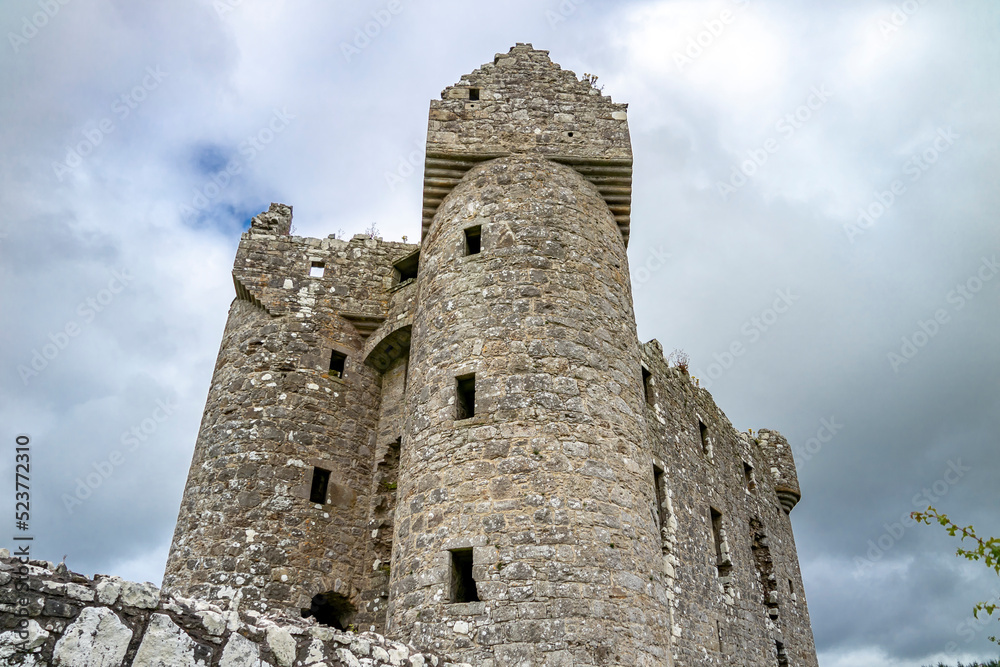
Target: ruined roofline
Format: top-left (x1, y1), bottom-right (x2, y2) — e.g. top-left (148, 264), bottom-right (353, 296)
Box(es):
top-left (243, 200), bottom-right (419, 254)
top-left (640, 338), bottom-right (803, 513)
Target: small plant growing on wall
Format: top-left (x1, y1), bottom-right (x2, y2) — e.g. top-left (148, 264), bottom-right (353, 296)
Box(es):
top-left (667, 349), bottom-right (690, 374)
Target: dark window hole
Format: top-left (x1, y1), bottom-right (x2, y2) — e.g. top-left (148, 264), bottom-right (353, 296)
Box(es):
top-left (464, 226), bottom-right (481, 256)
top-left (310, 467), bottom-right (330, 504)
top-left (450, 548), bottom-right (479, 602)
top-left (393, 250), bottom-right (420, 284)
top-left (330, 350), bottom-right (347, 378)
top-left (456, 374), bottom-right (476, 420)
top-left (302, 591), bottom-right (355, 630)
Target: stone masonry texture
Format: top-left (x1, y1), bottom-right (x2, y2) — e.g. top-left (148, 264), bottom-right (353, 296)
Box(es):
top-left (150, 43), bottom-right (818, 666)
top-left (0, 553), bottom-right (452, 667)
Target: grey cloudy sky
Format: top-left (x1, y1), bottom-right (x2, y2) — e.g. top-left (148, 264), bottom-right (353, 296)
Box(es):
top-left (1, 1), bottom-right (997, 665)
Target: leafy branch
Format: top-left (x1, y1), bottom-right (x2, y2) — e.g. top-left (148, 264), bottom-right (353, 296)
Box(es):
top-left (913, 506), bottom-right (1000, 643)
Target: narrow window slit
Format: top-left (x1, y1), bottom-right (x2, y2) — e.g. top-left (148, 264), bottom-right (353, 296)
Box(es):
top-left (653, 465), bottom-right (666, 534)
top-left (744, 462), bottom-right (757, 494)
top-left (642, 367), bottom-right (653, 405)
top-left (450, 548), bottom-right (479, 602)
top-left (464, 226), bottom-right (482, 256)
top-left (710, 507), bottom-right (731, 577)
top-left (310, 467), bottom-right (331, 504)
top-left (456, 374), bottom-right (476, 419)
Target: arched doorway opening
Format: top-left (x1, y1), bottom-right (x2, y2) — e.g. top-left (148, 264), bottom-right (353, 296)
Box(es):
top-left (302, 591), bottom-right (356, 630)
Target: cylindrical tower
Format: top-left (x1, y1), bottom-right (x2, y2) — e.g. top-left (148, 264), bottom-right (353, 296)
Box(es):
top-left (163, 205), bottom-right (389, 625)
top-left (388, 154), bottom-right (671, 665)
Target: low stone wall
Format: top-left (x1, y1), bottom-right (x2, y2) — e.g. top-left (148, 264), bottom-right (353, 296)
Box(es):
top-left (0, 554), bottom-right (456, 667)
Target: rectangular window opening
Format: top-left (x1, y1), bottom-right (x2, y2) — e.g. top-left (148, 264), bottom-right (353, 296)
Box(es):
top-left (641, 367), bottom-right (653, 405)
top-left (652, 465), bottom-right (666, 534)
top-left (464, 226), bottom-right (482, 256)
top-left (310, 467), bottom-right (331, 504)
top-left (744, 462), bottom-right (757, 494)
top-left (456, 374), bottom-right (476, 420)
top-left (450, 548), bottom-right (479, 603)
top-left (469, 87), bottom-right (480, 101)
top-left (789, 579), bottom-right (795, 594)
top-left (393, 250), bottom-right (420, 285)
top-left (310, 261), bottom-right (325, 278)
top-left (329, 350), bottom-right (347, 379)
top-left (710, 507), bottom-right (731, 576)
top-left (710, 508), bottom-right (723, 561)
top-left (699, 420), bottom-right (710, 456)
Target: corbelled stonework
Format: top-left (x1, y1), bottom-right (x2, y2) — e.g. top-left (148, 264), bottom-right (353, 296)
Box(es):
top-left (161, 44), bottom-right (819, 666)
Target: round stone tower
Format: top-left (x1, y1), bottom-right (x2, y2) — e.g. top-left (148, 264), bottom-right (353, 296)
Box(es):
top-left (162, 204), bottom-right (395, 624)
top-left (386, 45), bottom-right (671, 666)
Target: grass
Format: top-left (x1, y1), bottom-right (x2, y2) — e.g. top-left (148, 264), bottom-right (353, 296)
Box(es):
top-left (922, 661), bottom-right (1000, 667)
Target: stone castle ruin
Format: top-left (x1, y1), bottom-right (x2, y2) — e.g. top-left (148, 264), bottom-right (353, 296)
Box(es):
top-left (158, 44), bottom-right (820, 666)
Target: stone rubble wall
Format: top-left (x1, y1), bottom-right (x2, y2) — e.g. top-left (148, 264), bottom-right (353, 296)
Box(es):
top-left (640, 340), bottom-right (819, 667)
top-left (0, 555), bottom-right (456, 667)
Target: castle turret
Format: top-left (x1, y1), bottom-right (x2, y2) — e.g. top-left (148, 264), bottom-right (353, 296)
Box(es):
top-left (758, 429), bottom-right (802, 513)
top-left (163, 204), bottom-right (419, 625)
top-left (385, 45), bottom-right (671, 666)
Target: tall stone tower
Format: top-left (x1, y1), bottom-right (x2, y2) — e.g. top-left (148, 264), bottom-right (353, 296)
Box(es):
top-left (164, 44), bottom-right (819, 667)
